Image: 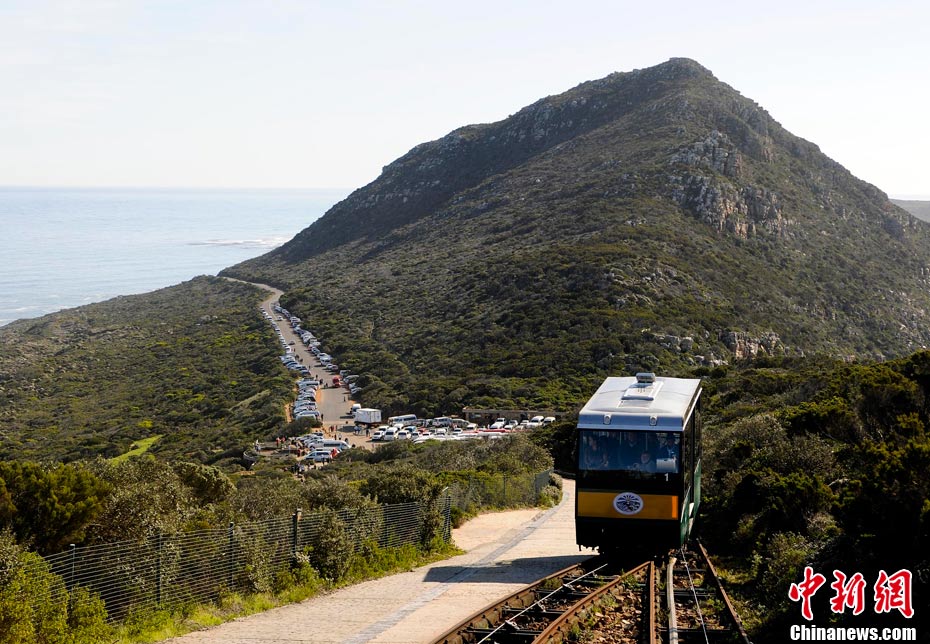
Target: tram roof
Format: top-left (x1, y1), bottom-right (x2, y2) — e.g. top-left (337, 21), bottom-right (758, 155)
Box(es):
top-left (577, 375), bottom-right (701, 431)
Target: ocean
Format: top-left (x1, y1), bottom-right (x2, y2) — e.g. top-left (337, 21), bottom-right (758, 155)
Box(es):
top-left (0, 187), bottom-right (347, 326)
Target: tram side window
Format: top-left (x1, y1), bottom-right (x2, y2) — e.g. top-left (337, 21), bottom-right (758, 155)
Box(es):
top-left (694, 407), bottom-right (703, 462)
top-left (683, 418), bottom-right (694, 489)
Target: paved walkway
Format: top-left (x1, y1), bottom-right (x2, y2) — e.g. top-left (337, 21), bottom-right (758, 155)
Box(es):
top-left (163, 479), bottom-right (593, 643)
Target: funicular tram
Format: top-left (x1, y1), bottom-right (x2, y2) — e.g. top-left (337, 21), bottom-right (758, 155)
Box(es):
top-left (575, 373), bottom-right (702, 553)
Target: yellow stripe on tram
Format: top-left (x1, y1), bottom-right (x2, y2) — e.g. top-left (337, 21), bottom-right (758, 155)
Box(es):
top-left (577, 490), bottom-right (679, 520)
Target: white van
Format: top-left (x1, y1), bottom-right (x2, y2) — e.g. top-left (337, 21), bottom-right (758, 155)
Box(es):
top-left (382, 427), bottom-right (398, 441)
top-left (387, 414), bottom-right (417, 427)
top-left (309, 439), bottom-right (350, 451)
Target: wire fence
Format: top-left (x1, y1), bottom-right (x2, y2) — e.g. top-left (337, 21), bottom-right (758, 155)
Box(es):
top-left (12, 469), bottom-right (552, 625)
top-left (447, 469), bottom-right (555, 514)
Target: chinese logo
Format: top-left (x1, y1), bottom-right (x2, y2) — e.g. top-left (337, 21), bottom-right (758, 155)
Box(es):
top-left (612, 492), bottom-right (644, 515)
top-left (788, 566), bottom-right (913, 620)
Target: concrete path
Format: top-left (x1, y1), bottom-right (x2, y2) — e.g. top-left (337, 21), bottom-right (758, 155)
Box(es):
top-left (163, 479), bottom-right (593, 643)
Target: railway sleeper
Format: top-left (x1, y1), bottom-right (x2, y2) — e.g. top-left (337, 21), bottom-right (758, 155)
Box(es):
top-left (533, 588), bottom-right (594, 601)
top-left (672, 588), bottom-right (716, 600)
top-left (466, 626), bottom-right (542, 642)
top-left (661, 626), bottom-right (738, 642)
top-left (673, 627), bottom-right (739, 643)
top-left (502, 607), bottom-right (564, 619)
top-left (672, 566), bottom-right (707, 573)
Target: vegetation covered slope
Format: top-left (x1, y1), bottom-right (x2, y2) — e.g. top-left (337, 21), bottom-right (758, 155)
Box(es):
top-left (224, 58), bottom-right (930, 416)
top-left (0, 277), bottom-right (292, 464)
top-left (700, 354), bottom-right (930, 638)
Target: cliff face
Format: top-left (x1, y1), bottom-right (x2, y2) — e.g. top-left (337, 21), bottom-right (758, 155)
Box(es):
top-left (224, 58), bottom-right (930, 413)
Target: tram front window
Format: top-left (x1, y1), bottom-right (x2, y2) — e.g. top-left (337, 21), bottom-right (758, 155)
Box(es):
top-left (579, 430), bottom-right (680, 474)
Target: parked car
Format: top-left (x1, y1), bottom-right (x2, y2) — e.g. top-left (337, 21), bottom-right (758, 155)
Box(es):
top-left (307, 449), bottom-right (333, 463)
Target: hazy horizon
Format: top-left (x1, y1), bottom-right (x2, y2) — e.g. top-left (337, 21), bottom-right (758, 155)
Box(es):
top-left (2, 2), bottom-right (928, 198)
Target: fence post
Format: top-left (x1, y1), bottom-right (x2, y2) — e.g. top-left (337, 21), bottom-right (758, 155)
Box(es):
top-left (69, 543), bottom-right (76, 589)
top-left (156, 530), bottom-right (163, 606)
top-left (441, 488), bottom-right (452, 542)
top-left (292, 508), bottom-right (302, 558)
top-left (227, 522), bottom-right (235, 590)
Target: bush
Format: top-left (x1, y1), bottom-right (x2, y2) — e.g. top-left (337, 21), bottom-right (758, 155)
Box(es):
top-left (0, 532), bottom-right (110, 644)
top-left (306, 509), bottom-right (351, 582)
top-left (538, 485), bottom-right (561, 508)
top-left (66, 587), bottom-right (113, 643)
top-left (752, 532), bottom-right (818, 608)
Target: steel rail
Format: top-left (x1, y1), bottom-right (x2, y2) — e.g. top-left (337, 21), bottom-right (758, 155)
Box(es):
top-left (430, 558), bottom-right (595, 644)
top-left (475, 563), bottom-right (612, 644)
top-left (533, 560), bottom-right (654, 643)
top-left (667, 554), bottom-right (679, 644)
top-left (430, 556), bottom-right (658, 644)
top-left (666, 543), bottom-right (754, 644)
top-left (696, 542), bottom-right (753, 644)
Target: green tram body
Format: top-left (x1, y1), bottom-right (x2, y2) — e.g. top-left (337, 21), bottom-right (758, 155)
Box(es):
top-left (575, 373), bottom-right (702, 553)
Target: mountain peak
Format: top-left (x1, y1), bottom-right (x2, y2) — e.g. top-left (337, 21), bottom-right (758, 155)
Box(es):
top-left (653, 57), bottom-right (714, 77)
top-left (224, 60), bottom-right (930, 409)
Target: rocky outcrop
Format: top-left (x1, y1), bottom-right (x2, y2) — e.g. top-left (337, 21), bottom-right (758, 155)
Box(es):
top-left (669, 173), bottom-right (788, 237)
top-left (671, 130), bottom-right (743, 178)
top-left (668, 130), bottom-right (789, 237)
top-left (649, 333), bottom-right (695, 353)
top-left (719, 331), bottom-right (784, 359)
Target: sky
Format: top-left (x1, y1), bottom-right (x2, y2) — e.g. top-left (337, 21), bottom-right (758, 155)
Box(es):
top-left (2, 1), bottom-right (929, 198)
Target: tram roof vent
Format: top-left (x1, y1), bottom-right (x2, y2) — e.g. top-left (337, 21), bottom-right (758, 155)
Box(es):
top-left (623, 374), bottom-right (662, 402)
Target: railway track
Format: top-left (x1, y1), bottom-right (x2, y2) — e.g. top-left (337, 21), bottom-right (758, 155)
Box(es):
top-left (430, 556), bottom-right (654, 644)
top-left (430, 542), bottom-right (751, 644)
top-left (664, 542), bottom-right (751, 644)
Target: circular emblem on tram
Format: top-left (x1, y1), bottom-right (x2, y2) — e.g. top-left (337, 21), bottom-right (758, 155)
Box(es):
top-left (613, 492), bottom-right (644, 515)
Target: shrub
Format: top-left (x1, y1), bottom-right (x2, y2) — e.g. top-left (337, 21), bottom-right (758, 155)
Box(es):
top-left (538, 485), bottom-right (561, 508)
top-left (752, 532), bottom-right (818, 607)
top-left (306, 509), bottom-right (350, 582)
top-left (66, 586), bottom-right (113, 643)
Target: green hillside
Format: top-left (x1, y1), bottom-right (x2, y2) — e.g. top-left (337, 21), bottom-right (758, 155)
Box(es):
top-left (224, 58), bottom-right (930, 417)
top-left (0, 277), bottom-right (292, 464)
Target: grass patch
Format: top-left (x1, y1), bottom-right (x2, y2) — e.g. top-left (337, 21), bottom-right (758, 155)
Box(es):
top-left (109, 435), bottom-right (163, 464)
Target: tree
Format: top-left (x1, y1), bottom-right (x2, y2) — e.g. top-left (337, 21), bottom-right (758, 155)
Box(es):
top-left (0, 462), bottom-right (108, 554)
top-left (361, 466), bottom-right (441, 505)
top-left (85, 457), bottom-right (193, 543)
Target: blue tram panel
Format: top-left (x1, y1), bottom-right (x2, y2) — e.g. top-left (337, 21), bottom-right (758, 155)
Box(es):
top-left (575, 373), bottom-right (703, 553)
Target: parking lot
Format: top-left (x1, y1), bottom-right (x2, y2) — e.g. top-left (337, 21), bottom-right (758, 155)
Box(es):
top-left (255, 295), bottom-right (558, 469)
top-left (260, 300), bottom-right (358, 431)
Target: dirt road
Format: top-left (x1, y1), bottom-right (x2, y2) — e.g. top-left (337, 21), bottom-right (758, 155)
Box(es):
top-left (162, 479), bottom-right (592, 643)
top-left (252, 284), bottom-right (359, 437)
